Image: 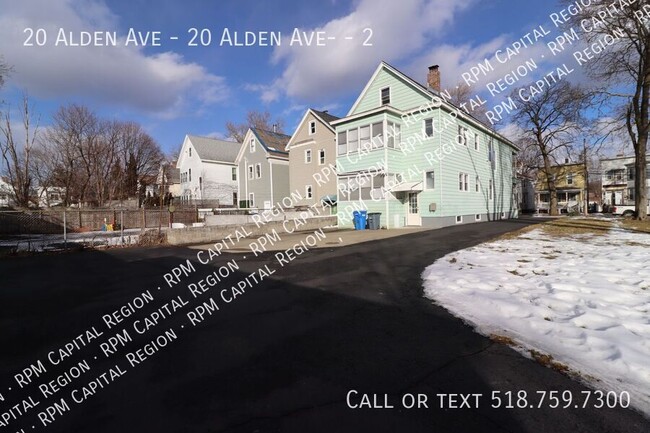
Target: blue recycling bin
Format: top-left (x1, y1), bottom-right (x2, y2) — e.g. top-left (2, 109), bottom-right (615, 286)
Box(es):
top-left (352, 210), bottom-right (367, 230)
top-left (358, 210), bottom-right (367, 230)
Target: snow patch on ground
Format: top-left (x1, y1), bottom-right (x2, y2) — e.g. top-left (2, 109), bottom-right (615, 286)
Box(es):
top-left (422, 223), bottom-right (650, 416)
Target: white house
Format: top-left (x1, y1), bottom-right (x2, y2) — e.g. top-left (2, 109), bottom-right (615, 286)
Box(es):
top-left (176, 135), bottom-right (241, 206)
top-left (0, 177), bottom-right (13, 207)
top-left (36, 186), bottom-right (65, 208)
top-left (600, 154), bottom-right (636, 206)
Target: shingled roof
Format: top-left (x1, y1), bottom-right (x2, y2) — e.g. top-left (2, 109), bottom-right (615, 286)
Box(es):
top-left (251, 128), bottom-right (290, 157)
top-left (311, 109), bottom-right (340, 125)
top-left (187, 135), bottom-right (241, 163)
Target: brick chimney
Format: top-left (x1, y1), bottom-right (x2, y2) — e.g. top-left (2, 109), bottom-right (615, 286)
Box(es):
top-left (427, 65), bottom-right (440, 92)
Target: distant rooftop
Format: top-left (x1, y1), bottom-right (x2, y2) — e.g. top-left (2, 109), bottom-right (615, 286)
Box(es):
top-left (187, 135), bottom-right (241, 163)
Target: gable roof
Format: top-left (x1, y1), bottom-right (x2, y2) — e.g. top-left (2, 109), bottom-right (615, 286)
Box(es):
top-left (187, 135), bottom-right (241, 163)
top-left (312, 109), bottom-right (340, 125)
top-left (346, 61), bottom-right (519, 151)
top-left (286, 108), bottom-right (341, 150)
top-left (251, 128), bottom-right (290, 157)
top-left (347, 61), bottom-right (432, 116)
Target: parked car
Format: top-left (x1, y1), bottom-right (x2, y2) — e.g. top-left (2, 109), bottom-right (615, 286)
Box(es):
top-left (607, 204), bottom-right (650, 217)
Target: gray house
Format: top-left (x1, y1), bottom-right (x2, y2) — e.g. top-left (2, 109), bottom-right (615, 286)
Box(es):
top-left (236, 128), bottom-right (291, 209)
top-left (286, 109), bottom-right (340, 208)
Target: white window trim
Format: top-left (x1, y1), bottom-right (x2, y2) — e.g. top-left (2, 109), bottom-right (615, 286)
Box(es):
top-left (255, 163), bottom-right (262, 179)
top-left (309, 120), bottom-right (316, 135)
top-left (456, 215), bottom-right (463, 224)
top-left (305, 184), bottom-right (313, 199)
top-left (459, 172), bottom-right (469, 192)
top-left (423, 118), bottom-right (434, 138)
top-left (489, 179), bottom-right (494, 200)
top-left (475, 176), bottom-right (480, 193)
top-left (425, 170), bottom-right (435, 190)
top-left (249, 138), bottom-right (255, 153)
top-left (248, 165), bottom-right (254, 180)
top-left (458, 126), bottom-right (468, 146)
top-left (337, 130), bottom-right (347, 156)
top-left (318, 149), bottom-right (325, 165)
top-left (249, 192), bottom-right (255, 207)
top-left (474, 133), bottom-right (479, 151)
top-left (380, 87), bottom-right (390, 105)
top-left (305, 149), bottom-right (312, 163)
top-left (232, 167), bottom-right (237, 181)
top-left (475, 214), bottom-right (481, 221)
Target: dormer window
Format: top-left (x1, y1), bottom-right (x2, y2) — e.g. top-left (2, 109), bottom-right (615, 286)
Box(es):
top-left (381, 87), bottom-right (390, 105)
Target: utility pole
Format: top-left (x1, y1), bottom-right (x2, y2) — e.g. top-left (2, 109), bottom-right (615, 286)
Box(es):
top-left (583, 138), bottom-right (589, 216)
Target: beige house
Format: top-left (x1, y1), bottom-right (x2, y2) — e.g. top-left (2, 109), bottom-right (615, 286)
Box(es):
top-left (286, 109), bottom-right (340, 208)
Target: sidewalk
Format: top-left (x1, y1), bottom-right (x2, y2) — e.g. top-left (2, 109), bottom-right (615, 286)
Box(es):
top-left (188, 227), bottom-right (429, 253)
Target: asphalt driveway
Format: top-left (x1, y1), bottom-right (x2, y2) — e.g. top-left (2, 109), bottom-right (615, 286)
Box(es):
top-left (0, 218), bottom-right (648, 432)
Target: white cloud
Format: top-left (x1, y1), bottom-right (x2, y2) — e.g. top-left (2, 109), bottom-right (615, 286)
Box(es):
top-left (0, 0), bottom-right (228, 116)
top-left (255, 0), bottom-right (474, 103)
top-left (498, 122), bottom-right (525, 142)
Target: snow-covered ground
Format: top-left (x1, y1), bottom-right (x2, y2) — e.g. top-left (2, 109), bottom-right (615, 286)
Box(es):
top-left (422, 220), bottom-right (650, 416)
top-left (0, 229), bottom-right (141, 252)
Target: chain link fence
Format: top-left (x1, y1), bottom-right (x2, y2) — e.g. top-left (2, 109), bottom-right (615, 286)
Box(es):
top-left (0, 208), bottom-right (198, 235)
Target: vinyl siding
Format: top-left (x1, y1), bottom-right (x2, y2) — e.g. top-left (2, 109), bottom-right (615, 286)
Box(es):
top-left (350, 68), bottom-right (430, 115)
top-left (338, 64), bottom-right (517, 228)
top-left (271, 161), bottom-right (291, 205)
top-left (238, 133), bottom-right (273, 208)
top-left (288, 112), bottom-right (337, 206)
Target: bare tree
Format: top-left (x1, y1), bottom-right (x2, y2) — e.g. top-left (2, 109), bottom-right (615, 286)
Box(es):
top-left (0, 94), bottom-right (39, 207)
top-left (561, 0), bottom-right (649, 220)
top-left (510, 82), bottom-right (589, 216)
top-left (117, 121), bottom-right (163, 183)
top-left (448, 81), bottom-right (489, 125)
top-left (109, 121), bottom-right (163, 204)
top-left (43, 115), bottom-right (83, 206)
top-left (0, 55), bottom-right (11, 91)
top-left (225, 110), bottom-right (284, 142)
top-left (90, 120), bottom-right (120, 206)
top-left (48, 104), bottom-right (102, 205)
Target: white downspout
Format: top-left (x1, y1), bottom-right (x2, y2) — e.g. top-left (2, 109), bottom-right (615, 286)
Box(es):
top-left (439, 107), bottom-right (443, 216)
top-left (269, 157), bottom-right (274, 209)
top-left (384, 113), bottom-right (389, 228)
top-left (244, 157), bottom-right (249, 208)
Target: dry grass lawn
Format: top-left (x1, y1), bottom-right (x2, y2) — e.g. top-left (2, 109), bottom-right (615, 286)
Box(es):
top-left (497, 218), bottom-right (614, 240)
top-left (620, 219), bottom-right (650, 234)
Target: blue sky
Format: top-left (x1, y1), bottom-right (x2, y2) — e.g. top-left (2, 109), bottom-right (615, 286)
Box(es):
top-left (0, 0), bottom-right (586, 155)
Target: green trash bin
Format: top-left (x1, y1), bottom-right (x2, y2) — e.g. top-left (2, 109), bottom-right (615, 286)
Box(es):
top-left (367, 212), bottom-right (381, 230)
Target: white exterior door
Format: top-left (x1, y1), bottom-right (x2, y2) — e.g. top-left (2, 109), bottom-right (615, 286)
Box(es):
top-left (406, 192), bottom-right (421, 226)
top-left (614, 191), bottom-right (623, 205)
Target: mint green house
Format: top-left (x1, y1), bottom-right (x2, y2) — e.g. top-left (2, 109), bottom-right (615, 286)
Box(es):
top-left (334, 62), bottom-right (519, 229)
